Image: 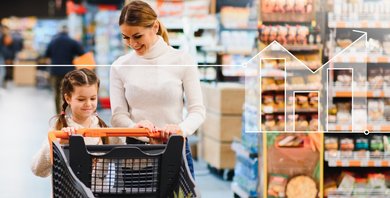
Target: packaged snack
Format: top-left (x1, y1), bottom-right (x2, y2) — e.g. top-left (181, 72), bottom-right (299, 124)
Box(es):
top-left (368, 100), bottom-right (384, 121)
top-left (355, 137), bottom-right (369, 158)
top-left (324, 180), bottom-right (337, 197)
top-left (355, 137), bottom-right (369, 151)
top-left (277, 135), bottom-right (304, 147)
top-left (277, 115), bottom-right (285, 131)
top-left (309, 92), bottom-right (319, 109)
top-left (262, 78), bottom-right (277, 90)
top-left (296, 115), bottom-right (309, 131)
top-left (383, 99), bottom-right (390, 121)
top-left (384, 135), bottom-right (390, 153)
top-left (268, 174), bottom-right (288, 197)
top-left (352, 178), bottom-right (368, 195)
top-left (286, 175), bottom-right (317, 198)
top-left (337, 102), bottom-right (352, 124)
top-left (367, 173), bottom-right (386, 189)
top-left (368, 68), bottom-right (384, 89)
top-left (296, 25), bottom-right (309, 45)
top-left (328, 105), bottom-right (337, 123)
top-left (325, 137), bottom-right (338, 151)
top-left (287, 25), bottom-right (297, 45)
top-left (264, 115), bottom-right (276, 131)
top-left (276, 25), bottom-right (288, 45)
top-left (340, 138), bottom-right (354, 151)
top-left (263, 95), bottom-right (275, 113)
top-left (340, 137), bottom-right (354, 158)
top-left (370, 135), bottom-right (384, 158)
top-left (296, 95), bottom-right (309, 109)
top-left (309, 114), bottom-right (318, 131)
top-left (275, 94), bottom-right (285, 110)
top-left (338, 172), bottom-right (355, 195)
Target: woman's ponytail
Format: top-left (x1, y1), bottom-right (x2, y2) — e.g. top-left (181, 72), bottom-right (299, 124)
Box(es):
top-left (156, 19), bottom-right (169, 45)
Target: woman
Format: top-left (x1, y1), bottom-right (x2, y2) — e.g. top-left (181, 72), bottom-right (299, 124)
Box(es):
top-left (110, 0), bottom-right (205, 179)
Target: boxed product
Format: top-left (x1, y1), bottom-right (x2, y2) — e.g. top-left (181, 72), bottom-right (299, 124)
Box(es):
top-left (13, 63), bottom-right (37, 86)
top-left (201, 82), bottom-right (245, 115)
top-left (202, 136), bottom-right (235, 169)
top-left (201, 111), bottom-right (242, 142)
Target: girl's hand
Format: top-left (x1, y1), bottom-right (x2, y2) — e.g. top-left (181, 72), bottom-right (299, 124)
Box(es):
top-left (135, 120), bottom-right (157, 132)
top-left (59, 127), bottom-right (77, 144)
top-left (161, 124), bottom-right (181, 140)
top-left (61, 127), bottom-right (77, 135)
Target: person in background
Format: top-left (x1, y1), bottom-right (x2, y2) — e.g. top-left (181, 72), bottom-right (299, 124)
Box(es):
top-left (31, 68), bottom-right (124, 177)
top-left (1, 25), bottom-right (23, 82)
top-left (0, 25), bottom-right (6, 90)
top-left (110, 0), bottom-right (205, 179)
top-left (45, 24), bottom-right (84, 114)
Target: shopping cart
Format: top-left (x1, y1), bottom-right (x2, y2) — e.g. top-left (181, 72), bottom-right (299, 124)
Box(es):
top-left (49, 128), bottom-right (198, 198)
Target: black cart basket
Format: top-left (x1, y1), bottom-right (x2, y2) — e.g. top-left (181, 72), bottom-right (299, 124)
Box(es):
top-left (49, 128), bottom-right (198, 198)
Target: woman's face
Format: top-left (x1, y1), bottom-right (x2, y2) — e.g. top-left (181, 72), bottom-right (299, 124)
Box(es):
top-left (120, 22), bottom-right (159, 56)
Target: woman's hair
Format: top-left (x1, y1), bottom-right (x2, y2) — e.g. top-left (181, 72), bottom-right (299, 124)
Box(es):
top-left (55, 68), bottom-right (108, 130)
top-left (119, 0), bottom-right (169, 44)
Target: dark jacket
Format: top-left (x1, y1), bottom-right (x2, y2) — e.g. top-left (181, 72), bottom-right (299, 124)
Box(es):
top-left (45, 32), bottom-right (84, 76)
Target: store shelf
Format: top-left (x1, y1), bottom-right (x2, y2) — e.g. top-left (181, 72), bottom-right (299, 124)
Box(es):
top-left (333, 90), bottom-right (390, 98)
top-left (262, 107), bottom-right (318, 114)
top-left (231, 141), bottom-right (258, 159)
top-left (325, 151), bottom-right (390, 167)
top-left (333, 54), bottom-right (390, 63)
top-left (262, 86), bottom-right (322, 92)
top-left (328, 124), bottom-right (390, 131)
top-left (328, 20), bottom-right (390, 29)
top-left (283, 44), bottom-right (322, 51)
top-left (328, 190), bottom-right (390, 198)
top-left (259, 42), bottom-right (322, 52)
top-left (231, 182), bottom-right (257, 198)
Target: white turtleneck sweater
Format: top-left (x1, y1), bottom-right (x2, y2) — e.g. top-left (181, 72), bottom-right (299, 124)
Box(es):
top-left (110, 36), bottom-right (205, 137)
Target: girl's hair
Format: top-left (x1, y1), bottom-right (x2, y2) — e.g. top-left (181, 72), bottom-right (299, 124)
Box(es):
top-left (55, 68), bottom-right (108, 130)
top-left (119, 0), bottom-right (169, 44)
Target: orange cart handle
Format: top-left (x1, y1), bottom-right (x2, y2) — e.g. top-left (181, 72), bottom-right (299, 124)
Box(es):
top-left (48, 128), bottom-right (162, 143)
top-left (48, 128), bottom-right (165, 164)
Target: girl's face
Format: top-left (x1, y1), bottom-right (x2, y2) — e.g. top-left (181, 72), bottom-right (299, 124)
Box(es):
top-left (120, 22), bottom-right (159, 56)
top-left (65, 85), bottom-right (98, 121)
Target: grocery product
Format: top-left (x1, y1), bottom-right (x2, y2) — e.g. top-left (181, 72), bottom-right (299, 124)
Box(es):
top-left (286, 175), bottom-right (317, 198)
top-left (268, 173), bottom-right (288, 197)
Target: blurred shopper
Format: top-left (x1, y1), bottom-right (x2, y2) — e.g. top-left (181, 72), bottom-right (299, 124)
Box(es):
top-left (110, 0), bottom-right (205, 179)
top-left (0, 25), bottom-right (6, 90)
top-left (1, 25), bottom-right (22, 84)
top-left (45, 24), bottom-right (84, 114)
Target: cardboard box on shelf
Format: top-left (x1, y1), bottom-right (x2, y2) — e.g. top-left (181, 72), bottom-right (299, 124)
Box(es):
top-left (202, 111), bottom-right (242, 142)
top-left (201, 82), bottom-right (245, 115)
top-left (202, 135), bottom-right (235, 169)
top-left (13, 62), bottom-right (37, 86)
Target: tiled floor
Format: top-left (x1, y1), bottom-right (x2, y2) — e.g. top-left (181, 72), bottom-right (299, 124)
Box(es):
top-left (0, 82), bottom-right (233, 198)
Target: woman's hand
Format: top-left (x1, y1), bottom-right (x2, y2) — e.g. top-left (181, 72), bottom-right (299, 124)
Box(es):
top-left (160, 124), bottom-right (181, 140)
top-left (135, 120), bottom-right (157, 132)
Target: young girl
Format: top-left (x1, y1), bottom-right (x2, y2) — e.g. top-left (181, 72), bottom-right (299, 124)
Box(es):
top-left (31, 68), bottom-right (124, 177)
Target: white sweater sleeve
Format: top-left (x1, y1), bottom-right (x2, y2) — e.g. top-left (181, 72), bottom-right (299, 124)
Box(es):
top-left (31, 139), bottom-right (52, 178)
top-left (110, 66), bottom-right (136, 128)
top-left (179, 66), bottom-right (206, 137)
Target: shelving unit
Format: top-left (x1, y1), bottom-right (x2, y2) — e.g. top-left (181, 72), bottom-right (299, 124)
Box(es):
top-left (324, 1), bottom-right (390, 197)
top-left (252, 0), bottom-right (326, 197)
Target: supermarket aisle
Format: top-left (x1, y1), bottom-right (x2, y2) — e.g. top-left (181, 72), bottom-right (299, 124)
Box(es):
top-left (0, 83), bottom-right (53, 198)
top-left (0, 83), bottom-right (232, 198)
